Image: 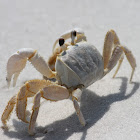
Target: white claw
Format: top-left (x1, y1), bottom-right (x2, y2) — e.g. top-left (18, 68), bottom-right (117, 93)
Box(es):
top-left (6, 48), bottom-right (55, 87)
top-left (6, 53), bottom-right (27, 87)
top-left (53, 28), bottom-right (85, 53)
top-left (6, 48), bottom-right (35, 87)
top-left (13, 72), bottom-right (21, 87)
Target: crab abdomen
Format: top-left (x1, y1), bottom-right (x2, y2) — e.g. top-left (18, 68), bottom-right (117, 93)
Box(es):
top-left (55, 42), bottom-right (104, 88)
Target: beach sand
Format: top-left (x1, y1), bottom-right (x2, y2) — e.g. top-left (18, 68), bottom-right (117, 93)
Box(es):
top-left (0, 0), bottom-right (140, 139)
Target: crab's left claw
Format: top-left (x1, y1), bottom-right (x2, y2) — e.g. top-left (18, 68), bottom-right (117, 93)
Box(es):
top-left (52, 28), bottom-right (86, 53)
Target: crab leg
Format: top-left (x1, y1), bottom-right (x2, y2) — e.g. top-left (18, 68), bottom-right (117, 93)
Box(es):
top-left (28, 84), bottom-right (69, 135)
top-left (72, 88), bottom-right (86, 126)
top-left (103, 29), bottom-right (120, 69)
top-left (120, 46), bottom-right (136, 82)
top-left (113, 54), bottom-right (124, 78)
top-left (104, 45), bottom-right (123, 75)
top-left (104, 45), bottom-right (136, 82)
top-left (6, 48), bottom-right (56, 87)
top-left (1, 95), bottom-right (16, 128)
top-left (1, 80), bottom-right (53, 127)
top-left (103, 30), bottom-right (136, 82)
top-left (16, 80), bottom-right (52, 123)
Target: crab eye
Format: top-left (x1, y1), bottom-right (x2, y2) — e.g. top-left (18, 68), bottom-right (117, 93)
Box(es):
top-left (59, 38), bottom-right (65, 46)
top-left (71, 30), bottom-right (77, 37)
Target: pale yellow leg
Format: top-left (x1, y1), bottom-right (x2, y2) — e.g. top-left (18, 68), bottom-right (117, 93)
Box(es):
top-left (16, 80), bottom-right (52, 123)
top-left (104, 45), bottom-right (123, 75)
top-left (28, 84), bottom-right (69, 135)
top-left (103, 30), bottom-right (120, 69)
top-left (104, 45), bottom-right (136, 82)
top-left (73, 99), bottom-right (86, 126)
top-left (121, 46), bottom-right (136, 82)
top-left (1, 95), bottom-right (16, 128)
top-left (72, 88), bottom-right (86, 126)
top-left (28, 92), bottom-right (41, 135)
top-left (113, 54), bottom-right (124, 78)
top-left (103, 30), bottom-right (136, 82)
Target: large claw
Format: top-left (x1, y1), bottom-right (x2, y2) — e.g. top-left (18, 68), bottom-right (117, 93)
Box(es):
top-left (7, 48), bottom-right (55, 87)
top-left (6, 48), bottom-right (32, 87)
top-left (52, 28), bottom-right (86, 53)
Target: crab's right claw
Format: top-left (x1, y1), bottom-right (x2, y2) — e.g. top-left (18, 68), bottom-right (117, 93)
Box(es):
top-left (53, 28), bottom-right (86, 53)
top-left (6, 53), bottom-right (27, 87)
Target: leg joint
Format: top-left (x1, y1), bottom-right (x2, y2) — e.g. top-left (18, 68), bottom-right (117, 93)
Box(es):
top-left (28, 50), bottom-right (37, 60)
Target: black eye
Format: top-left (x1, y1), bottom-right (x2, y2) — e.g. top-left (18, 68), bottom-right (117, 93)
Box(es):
top-left (71, 30), bottom-right (77, 37)
top-left (59, 38), bottom-right (65, 46)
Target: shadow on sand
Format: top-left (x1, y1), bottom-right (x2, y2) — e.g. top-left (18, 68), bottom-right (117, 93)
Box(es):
top-left (2, 77), bottom-right (140, 140)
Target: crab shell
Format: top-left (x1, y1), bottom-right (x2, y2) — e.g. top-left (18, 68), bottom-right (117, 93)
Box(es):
top-left (55, 42), bottom-right (104, 89)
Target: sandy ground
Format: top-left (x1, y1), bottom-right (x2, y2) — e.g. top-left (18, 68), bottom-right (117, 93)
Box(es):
top-left (0, 0), bottom-right (140, 140)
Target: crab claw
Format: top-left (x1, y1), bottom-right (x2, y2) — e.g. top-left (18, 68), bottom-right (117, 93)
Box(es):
top-left (7, 48), bottom-right (56, 87)
top-left (6, 48), bottom-right (36, 87)
top-left (52, 28), bottom-right (85, 53)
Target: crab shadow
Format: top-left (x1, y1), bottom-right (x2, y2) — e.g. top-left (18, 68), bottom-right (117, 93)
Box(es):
top-left (2, 77), bottom-right (140, 140)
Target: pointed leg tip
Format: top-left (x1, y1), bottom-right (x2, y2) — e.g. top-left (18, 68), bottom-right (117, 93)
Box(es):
top-left (82, 122), bottom-right (86, 127)
top-left (112, 75), bottom-right (115, 79)
top-left (28, 130), bottom-right (36, 136)
top-left (1, 125), bottom-right (9, 130)
top-left (18, 117), bottom-right (30, 124)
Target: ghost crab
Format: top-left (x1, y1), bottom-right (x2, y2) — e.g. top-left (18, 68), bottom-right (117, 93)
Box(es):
top-left (1, 28), bottom-right (136, 135)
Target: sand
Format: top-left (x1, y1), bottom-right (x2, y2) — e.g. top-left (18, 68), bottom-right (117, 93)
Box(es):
top-left (0, 0), bottom-right (140, 140)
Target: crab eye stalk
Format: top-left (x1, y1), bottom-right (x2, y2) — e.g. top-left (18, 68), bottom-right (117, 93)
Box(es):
top-left (59, 38), bottom-right (65, 46)
top-left (71, 30), bottom-right (77, 37)
top-left (71, 30), bottom-right (77, 45)
top-left (59, 38), bottom-right (67, 51)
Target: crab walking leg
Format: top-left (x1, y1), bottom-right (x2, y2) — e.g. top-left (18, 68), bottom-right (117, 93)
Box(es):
top-left (121, 46), bottom-right (136, 82)
top-left (16, 80), bottom-right (53, 123)
top-left (113, 54), bottom-right (124, 78)
top-left (28, 84), bottom-right (70, 135)
top-left (103, 30), bottom-right (120, 69)
top-left (104, 45), bottom-right (136, 82)
top-left (6, 48), bottom-right (56, 87)
top-left (28, 92), bottom-right (41, 135)
top-left (1, 95), bottom-right (16, 128)
top-left (104, 45), bottom-right (123, 75)
top-left (72, 99), bottom-right (86, 126)
top-left (72, 88), bottom-right (86, 126)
